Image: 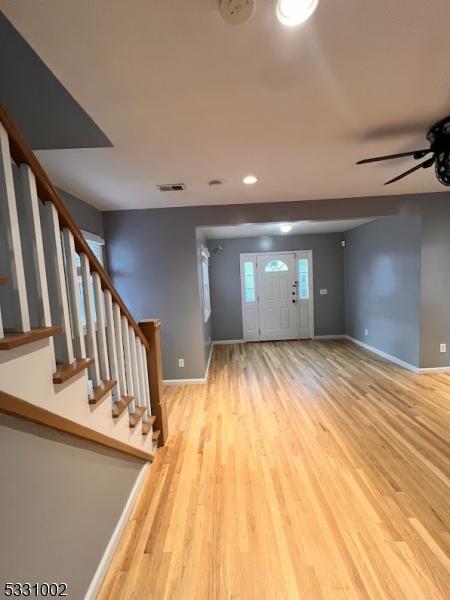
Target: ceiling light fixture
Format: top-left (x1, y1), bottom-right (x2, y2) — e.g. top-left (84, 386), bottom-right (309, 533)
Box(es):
top-left (280, 223), bottom-right (293, 233)
top-left (276, 0), bottom-right (319, 26)
top-left (218, 0), bottom-right (255, 25)
top-left (243, 175), bottom-right (258, 185)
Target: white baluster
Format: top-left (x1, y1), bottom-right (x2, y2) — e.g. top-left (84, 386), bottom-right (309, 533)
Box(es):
top-left (0, 306), bottom-right (3, 339)
top-left (79, 253), bottom-right (101, 389)
top-left (0, 123), bottom-right (30, 333)
top-left (92, 272), bottom-right (110, 382)
top-left (136, 337), bottom-right (149, 424)
top-left (122, 317), bottom-right (136, 414)
top-left (130, 327), bottom-right (146, 422)
top-left (104, 291), bottom-right (120, 402)
top-left (17, 165), bottom-right (52, 328)
top-left (15, 164), bottom-right (55, 371)
top-left (62, 229), bottom-right (86, 360)
top-left (113, 303), bottom-right (128, 399)
top-left (141, 343), bottom-right (152, 417)
top-left (41, 202), bottom-right (74, 365)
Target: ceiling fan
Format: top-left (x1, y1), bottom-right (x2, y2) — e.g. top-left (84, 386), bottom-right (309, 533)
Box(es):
top-left (356, 116), bottom-right (450, 186)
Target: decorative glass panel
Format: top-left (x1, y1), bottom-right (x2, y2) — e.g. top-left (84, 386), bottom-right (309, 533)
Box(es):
top-left (244, 262), bottom-right (256, 303)
top-left (265, 260), bottom-right (289, 272)
top-left (299, 259), bottom-right (308, 273)
top-left (244, 262), bottom-right (254, 276)
top-left (299, 285), bottom-right (309, 300)
top-left (245, 274), bottom-right (255, 289)
top-left (245, 288), bottom-right (256, 302)
top-left (298, 259), bottom-right (309, 300)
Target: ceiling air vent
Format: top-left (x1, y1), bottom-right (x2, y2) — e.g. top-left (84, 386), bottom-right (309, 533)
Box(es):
top-left (156, 183), bottom-right (186, 192)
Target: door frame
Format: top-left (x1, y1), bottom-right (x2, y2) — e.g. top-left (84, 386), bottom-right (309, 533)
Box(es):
top-left (240, 250), bottom-right (314, 342)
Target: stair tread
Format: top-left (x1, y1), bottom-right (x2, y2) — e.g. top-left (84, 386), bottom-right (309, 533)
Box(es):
top-left (89, 380), bottom-right (117, 406)
top-left (142, 416), bottom-right (156, 436)
top-left (152, 429), bottom-right (161, 442)
top-left (53, 358), bottom-right (94, 384)
top-left (112, 395), bottom-right (134, 419)
top-left (129, 406), bottom-right (146, 428)
top-left (0, 326), bottom-right (62, 350)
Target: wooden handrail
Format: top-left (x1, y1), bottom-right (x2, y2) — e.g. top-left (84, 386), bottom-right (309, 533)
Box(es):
top-left (0, 102), bottom-right (149, 350)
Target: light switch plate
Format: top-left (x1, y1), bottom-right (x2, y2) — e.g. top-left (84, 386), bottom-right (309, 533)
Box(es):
top-left (440, 343), bottom-right (447, 353)
top-left (319, 289), bottom-right (328, 295)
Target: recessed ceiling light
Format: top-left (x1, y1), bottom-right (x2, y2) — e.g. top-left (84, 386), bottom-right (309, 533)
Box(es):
top-left (243, 175), bottom-right (258, 185)
top-left (280, 223), bottom-right (293, 233)
top-left (276, 0), bottom-right (319, 26)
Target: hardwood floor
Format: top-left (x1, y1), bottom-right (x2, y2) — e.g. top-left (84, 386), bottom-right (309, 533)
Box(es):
top-left (99, 340), bottom-right (450, 599)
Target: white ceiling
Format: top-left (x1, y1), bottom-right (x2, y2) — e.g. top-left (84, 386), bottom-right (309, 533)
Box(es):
top-left (1, 0), bottom-right (450, 210)
top-left (201, 217), bottom-right (374, 239)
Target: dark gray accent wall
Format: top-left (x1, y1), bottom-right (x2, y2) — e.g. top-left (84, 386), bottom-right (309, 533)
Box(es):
top-left (0, 11), bottom-right (112, 150)
top-left (0, 414), bottom-right (144, 599)
top-left (345, 216), bottom-right (422, 367)
top-left (103, 191), bottom-right (450, 379)
top-left (59, 188), bottom-right (105, 238)
top-left (207, 233), bottom-right (345, 341)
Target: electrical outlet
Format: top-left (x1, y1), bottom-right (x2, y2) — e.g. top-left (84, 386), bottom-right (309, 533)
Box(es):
top-left (364, 329), bottom-right (369, 337)
top-left (440, 343), bottom-right (447, 353)
top-left (178, 358), bottom-right (185, 367)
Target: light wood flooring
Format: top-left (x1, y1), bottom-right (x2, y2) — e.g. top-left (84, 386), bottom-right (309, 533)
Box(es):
top-left (99, 340), bottom-right (450, 599)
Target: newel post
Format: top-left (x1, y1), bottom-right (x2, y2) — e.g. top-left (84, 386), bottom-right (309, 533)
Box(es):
top-left (139, 319), bottom-right (168, 446)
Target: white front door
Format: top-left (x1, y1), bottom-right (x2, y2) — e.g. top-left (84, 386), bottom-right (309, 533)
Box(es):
top-left (256, 253), bottom-right (299, 341)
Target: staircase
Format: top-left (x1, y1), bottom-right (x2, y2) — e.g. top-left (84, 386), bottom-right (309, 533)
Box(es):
top-left (0, 103), bottom-right (167, 461)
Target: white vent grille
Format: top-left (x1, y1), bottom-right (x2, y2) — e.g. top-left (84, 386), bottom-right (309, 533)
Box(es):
top-left (156, 183), bottom-right (186, 192)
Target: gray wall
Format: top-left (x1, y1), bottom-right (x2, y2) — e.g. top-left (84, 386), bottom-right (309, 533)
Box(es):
top-left (0, 414), bottom-right (144, 600)
top-left (207, 233), bottom-right (345, 341)
top-left (420, 203), bottom-right (450, 368)
top-left (103, 191), bottom-right (450, 379)
top-left (0, 11), bottom-right (112, 151)
top-left (345, 216), bottom-right (422, 367)
top-left (59, 188), bottom-right (105, 238)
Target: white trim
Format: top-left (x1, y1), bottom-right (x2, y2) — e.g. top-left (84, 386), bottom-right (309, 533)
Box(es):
top-left (417, 366), bottom-right (450, 374)
top-left (204, 343), bottom-right (213, 378)
top-left (164, 378), bottom-right (208, 385)
top-left (84, 462), bottom-right (150, 600)
top-left (313, 335), bottom-right (346, 340)
top-left (164, 343), bottom-right (213, 386)
top-left (297, 249), bottom-right (314, 340)
top-left (345, 335), bottom-right (419, 372)
top-left (212, 339), bottom-right (245, 345)
top-left (81, 229), bottom-right (105, 245)
top-left (345, 336), bottom-right (450, 374)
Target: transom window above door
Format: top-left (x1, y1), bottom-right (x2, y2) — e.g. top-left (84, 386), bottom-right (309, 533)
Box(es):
top-left (264, 260), bottom-right (289, 272)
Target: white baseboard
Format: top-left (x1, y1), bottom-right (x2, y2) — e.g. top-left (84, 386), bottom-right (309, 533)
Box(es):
top-left (85, 462), bottom-right (150, 600)
top-left (346, 336), bottom-right (450, 374)
top-left (212, 339), bottom-right (245, 345)
top-left (345, 335), bottom-right (420, 372)
top-left (417, 366), bottom-right (450, 374)
top-left (313, 335), bottom-right (346, 340)
top-left (163, 344), bottom-right (213, 386)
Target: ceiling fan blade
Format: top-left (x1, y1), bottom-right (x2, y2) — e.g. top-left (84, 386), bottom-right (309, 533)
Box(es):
top-left (360, 119), bottom-right (435, 141)
top-left (384, 157), bottom-right (435, 185)
top-left (357, 149), bottom-right (431, 165)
